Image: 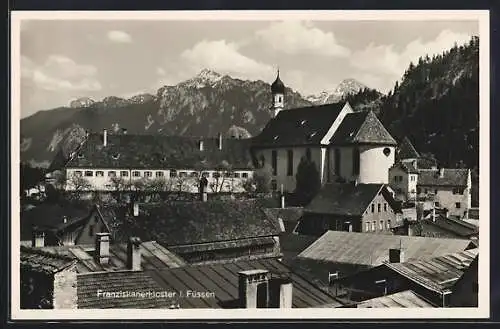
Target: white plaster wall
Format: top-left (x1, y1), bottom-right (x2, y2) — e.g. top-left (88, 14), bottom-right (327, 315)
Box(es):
top-left (358, 145), bottom-right (395, 184)
top-left (418, 185), bottom-right (471, 218)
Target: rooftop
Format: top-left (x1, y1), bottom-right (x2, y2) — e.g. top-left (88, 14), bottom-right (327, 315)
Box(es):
top-left (77, 258), bottom-right (344, 308)
top-left (423, 215), bottom-right (479, 238)
top-left (263, 207), bottom-right (304, 233)
top-left (396, 137), bottom-right (420, 160)
top-left (356, 290), bottom-right (435, 308)
top-left (417, 168), bottom-right (470, 187)
top-left (61, 133), bottom-right (254, 170)
top-left (329, 111), bottom-right (397, 146)
top-left (391, 160), bottom-right (419, 174)
top-left (297, 231), bottom-right (475, 267)
top-left (20, 246), bottom-right (77, 274)
top-left (252, 102), bottom-right (347, 147)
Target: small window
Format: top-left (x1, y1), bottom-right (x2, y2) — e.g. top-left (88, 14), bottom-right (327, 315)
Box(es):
top-left (85, 170), bottom-right (93, 177)
top-left (191, 172), bottom-right (199, 178)
top-left (144, 171), bottom-right (152, 178)
top-left (132, 171), bottom-right (141, 177)
top-left (372, 221), bottom-right (376, 231)
top-left (170, 170), bottom-right (177, 178)
top-left (105, 184), bottom-right (112, 189)
top-left (242, 172), bottom-right (249, 178)
top-left (365, 222), bottom-right (370, 232)
top-left (456, 202), bottom-right (461, 209)
top-left (75, 171), bottom-right (83, 177)
top-left (371, 204), bottom-right (375, 213)
top-left (96, 171), bottom-right (104, 177)
top-left (224, 172), bottom-right (231, 178)
top-left (378, 204), bottom-right (381, 212)
top-left (112, 153), bottom-right (120, 160)
top-left (410, 175), bottom-right (415, 181)
top-left (77, 153), bottom-right (84, 159)
top-left (384, 203), bottom-right (387, 212)
top-left (156, 171), bottom-right (164, 178)
top-left (379, 221), bottom-right (384, 230)
top-left (434, 202), bottom-right (440, 207)
top-left (213, 172), bottom-right (220, 179)
top-left (383, 148), bottom-right (391, 157)
top-left (234, 172), bottom-right (241, 178)
top-left (108, 171), bottom-right (116, 177)
top-left (120, 171), bottom-right (129, 177)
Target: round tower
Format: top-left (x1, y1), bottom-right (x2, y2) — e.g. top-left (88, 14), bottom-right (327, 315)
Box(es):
top-left (270, 69), bottom-right (285, 118)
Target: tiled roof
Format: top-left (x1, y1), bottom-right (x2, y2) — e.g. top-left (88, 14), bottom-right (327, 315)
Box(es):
top-left (356, 290), bottom-right (435, 308)
top-left (77, 258), bottom-right (344, 308)
top-left (396, 137), bottom-right (420, 160)
top-left (63, 133), bottom-right (254, 170)
top-left (102, 200), bottom-right (281, 247)
top-left (252, 103), bottom-right (346, 147)
top-left (20, 202), bottom-right (93, 241)
top-left (34, 241), bottom-right (186, 273)
top-left (418, 169), bottom-right (469, 187)
top-left (297, 231), bottom-right (474, 267)
top-left (391, 160), bottom-right (419, 174)
top-left (304, 183), bottom-right (387, 216)
top-left (20, 246), bottom-right (77, 274)
top-left (385, 249), bottom-right (478, 293)
top-left (423, 215), bottom-right (478, 238)
top-left (330, 111), bottom-right (397, 146)
top-left (263, 207), bottom-right (304, 233)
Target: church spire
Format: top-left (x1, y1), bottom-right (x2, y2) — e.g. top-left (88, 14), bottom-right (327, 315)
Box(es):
top-left (270, 68), bottom-right (285, 118)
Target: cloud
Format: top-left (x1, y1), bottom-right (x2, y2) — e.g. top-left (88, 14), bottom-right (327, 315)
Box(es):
top-left (21, 54), bottom-right (101, 92)
top-left (255, 21), bottom-right (350, 57)
top-left (179, 39), bottom-right (273, 80)
top-left (107, 30), bottom-right (133, 43)
top-left (350, 29), bottom-right (473, 78)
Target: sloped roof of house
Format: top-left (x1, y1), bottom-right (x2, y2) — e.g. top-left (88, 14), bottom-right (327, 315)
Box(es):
top-left (391, 160), bottom-right (419, 174)
top-left (101, 199), bottom-right (281, 248)
top-left (77, 258), bottom-right (344, 308)
top-left (263, 207), bottom-right (304, 233)
top-left (252, 102), bottom-right (346, 147)
top-left (304, 183), bottom-right (397, 217)
top-left (329, 111), bottom-right (397, 146)
top-left (297, 231), bottom-right (474, 267)
top-left (356, 290), bottom-right (435, 308)
top-left (423, 215), bottom-right (479, 238)
top-left (396, 137), bottom-right (420, 160)
top-left (418, 169), bottom-right (469, 187)
top-left (34, 241), bottom-right (186, 273)
top-left (20, 246), bottom-right (77, 274)
top-left (62, 133), bottom-right (254, 170)
top-left (385, 248), bottom-right (478, 294)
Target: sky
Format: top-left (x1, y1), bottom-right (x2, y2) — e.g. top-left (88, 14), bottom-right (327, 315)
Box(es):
top-left (19, 18), bottom-right (478, 118)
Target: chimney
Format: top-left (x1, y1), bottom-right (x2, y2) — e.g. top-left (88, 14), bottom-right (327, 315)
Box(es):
top-left (95, 232), bottom-right (110, 265)
top-left (127, 237), bottom-right (142, 271)
top-left (238, 269), bottom-right (270, 308)
top-left (439, 168), bottom-right (445, 178)
top-left (269, 275), bottom-right (293, 308)
top-left (389, 248), bottom-right (405, 263)
top-left (133, 202), bottom-right (139, 217)
top-left (432, 207), bottom-right (436, 222)
top-left (31, 227), bottom-right (45, 248)
top-left (199, 140), bottom-right (204, 151)
top-left (218, 133), bottom-right (223, 150)
top-left (407, 222), bottom-right (414, 236)
top-left (103, 129), bottom-right (108, 147)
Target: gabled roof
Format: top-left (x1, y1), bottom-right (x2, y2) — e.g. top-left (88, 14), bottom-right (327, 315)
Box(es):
top-left (34, 241), bottom-right (186, 273)
top-left (101, 200), bottom-right (281, 247)
top-left (385, 248), bottom-right (478, 293)
top-left (61, 133), bottom-right (254, 170)
top-left (77, 258), bottom-right (344, 308)
top-left (391, 160), bottom-right (419, 174)
top-left (304, 183), bottom-right (394, 217)
top-left (252, 102), bottom-right (346, 147)
top-left (356, 290), bottom-right (435, 308)
top-left (297, 231), bottom-right (474, 267)
top-left (396, 137), bottom-right (420, 160)
top-left (423, 215), bottom-right (479, 238)
top-left (329, 111), bottom-right (397, 146)
top-left (20, 246), bottom-right (77, 274)
top-left (418, 169), bottom-right (469, 187)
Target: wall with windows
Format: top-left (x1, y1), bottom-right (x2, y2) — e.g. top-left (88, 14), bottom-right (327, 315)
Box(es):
top-left (361, 193), bottom-right (399, 234)
top-left (388, 167), bottom-right (418, 201)
top-left (64, 167), bottom-right (254, 193)
top-left (417, 185), bottom-right (471, 219)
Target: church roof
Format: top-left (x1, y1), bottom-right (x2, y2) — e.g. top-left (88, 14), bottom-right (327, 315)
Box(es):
top-left (252, 102), bottom-right (346, 147)
top-left (397, 137), bottom-right (421, 160)
top-left (271, 70), bottom-right (285, 94)
top-left (329, 111), bottom-right (397, 146)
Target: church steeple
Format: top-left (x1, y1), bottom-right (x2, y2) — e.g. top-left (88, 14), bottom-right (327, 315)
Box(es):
top-left (270, 69), bottom-right (285, 118)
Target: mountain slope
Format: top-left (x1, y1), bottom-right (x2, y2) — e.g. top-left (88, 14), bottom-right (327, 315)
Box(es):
top-left (307, 78), bottom-right (369, 105)
top-left (20, 70), bottom-right (312, 165)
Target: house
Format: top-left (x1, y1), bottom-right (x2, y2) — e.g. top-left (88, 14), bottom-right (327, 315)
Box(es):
top-left (334, 248), bottom-right (478, 307)
top-left (251, 71), bottom-right (398, 192)
top-left (99, 199), bottom-right (283, 265)
top-left (292, 230), bottom-right (476, 286)
top-left (295, 183), bottom-right (402, 236)
top-left (49, 133), bottom-right (255, 193)
top-left (355, 290), bottom-right (435, 308)
top-left (388, 161), bottom-right (419, 202)
top-left (417, 168), bottom-right (472, 219)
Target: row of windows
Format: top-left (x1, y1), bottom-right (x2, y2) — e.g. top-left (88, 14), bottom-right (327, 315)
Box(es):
top-left (370, 202), bottom-right (389, 213)
top-left (365, 220), bottom-right (391, 232)
top-left (418, 187), bottom-right (465, 195)
top-left (73, 170), bottom-right (250, 179)
top-left (270, 149), bottom-right (311, 177)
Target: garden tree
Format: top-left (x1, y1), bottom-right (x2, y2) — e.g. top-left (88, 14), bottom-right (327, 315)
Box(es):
top-left (209, 160), bottom-right (237, 193)
top-left (109, 176), bottom-right (132, 202)
top-left (67, 172), bottom-right (92, 200)
top-left (294, 156), bottom-right (322, 206)
top-left (245, 163), bottom-right (273, 193)
top-left (142, 177), bottom-right (169, 201)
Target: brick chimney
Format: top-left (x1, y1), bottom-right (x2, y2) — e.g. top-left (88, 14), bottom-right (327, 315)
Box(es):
top-left (238, 269), bottom-right (270, 308)
top-left (389, 248), bottom-right (405, 263)
top-left (103, 129), bottom-right (108, 147)
top-left (268, 275), bottom-right (293, 308)
top-left (127, 237), bottom-right (142, 271)
top-left (31, 227), bottom-right (45, 248)
top-left (95, 232), bottom-right (110, 265)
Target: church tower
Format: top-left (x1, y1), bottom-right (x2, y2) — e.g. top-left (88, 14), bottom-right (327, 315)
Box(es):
top-left (270, 69), bottom-right (285, 118)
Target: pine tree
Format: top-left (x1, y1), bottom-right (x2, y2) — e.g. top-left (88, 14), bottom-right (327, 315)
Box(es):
top-left (294, 156), bottom-right (322, 206)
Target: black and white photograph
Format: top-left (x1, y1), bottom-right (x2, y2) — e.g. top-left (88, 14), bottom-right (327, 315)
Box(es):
top-left (11, 10), bottom-right (490, 319)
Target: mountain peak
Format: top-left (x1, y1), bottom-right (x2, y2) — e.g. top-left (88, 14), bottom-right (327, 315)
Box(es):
top-left (306, 78), bottom-right (370, 105)
top-left (180, 69), bottom-right (224, 89)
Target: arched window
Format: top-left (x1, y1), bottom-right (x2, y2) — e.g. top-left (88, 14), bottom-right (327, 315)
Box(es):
top-left (352, 148), bottom-right (360, 175)
top-left (334, 148), bottom-right (341, 176)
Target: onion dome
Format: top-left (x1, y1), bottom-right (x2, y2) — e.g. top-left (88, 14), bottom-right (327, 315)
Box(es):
top-left (271, 70), bottom-right (285, 94)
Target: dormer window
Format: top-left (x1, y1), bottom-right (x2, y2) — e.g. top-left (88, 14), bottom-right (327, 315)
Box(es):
top-left (77, 153), bottom-right (84, 159)
top-left (299, 119), bottom-right (307, 126)
top-left (273, 135), bottom-right (279, 141)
